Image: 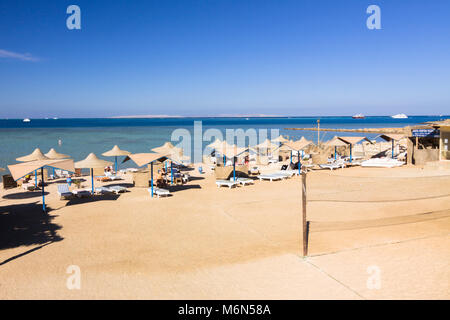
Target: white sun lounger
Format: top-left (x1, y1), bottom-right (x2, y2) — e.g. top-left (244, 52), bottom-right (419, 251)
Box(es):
top-left (257, 174), bottom-right (283, 181)
top-left (94, 186), bottom-right (113, 194)
top-left (216, 180), bottom-right (238, 189)
top-left (319, 163), bottom-right (341, 170)
top-left (72, 189), bottom-right (91, 198)
top-left (230, 177), bottom-right (254, 186)
top-left (57, 184), bottom-right (73, 199)
top-left (275, 171), bottom-right (296, 177)
top-left (147, 188), bottom-right (170, 198)
top-left (105, 172), bottom-right (120, 180)
top-left (361, 158), bottom-right (405, 168)
top-left (108, 185), bottom-right (128, 194)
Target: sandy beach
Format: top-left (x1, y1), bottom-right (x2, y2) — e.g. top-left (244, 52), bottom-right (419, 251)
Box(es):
top-left (1, 164), bottom-right (449, 300)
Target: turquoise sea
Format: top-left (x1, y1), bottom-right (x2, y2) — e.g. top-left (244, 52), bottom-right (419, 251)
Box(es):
top-left (0, 116), bottom-right (447, 174)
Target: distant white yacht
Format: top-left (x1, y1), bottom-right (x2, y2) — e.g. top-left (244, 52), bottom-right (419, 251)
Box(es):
top-left (23, 118), bottom-right (31, 122)
top-left (391, 113), bottom-right (408, 119)
top-left (352, 113), bottom-right (365, 119)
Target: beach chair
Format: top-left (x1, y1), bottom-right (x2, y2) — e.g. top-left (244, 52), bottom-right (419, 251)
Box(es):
top-left (274, 171), bottom-right (295, 178)
top-left (94, 186), bottom-right (113, 194)
top-left (72, 189), bottom-right (91, 198)
top-left (257, 174), bottom-right (283, 182)
top-left (105, 171), bottom-right (120, 180)
top-left (57, 184), bottom-right (73, 199)
top-left (147, 188), bottom-right (170, 198)
top-left (216, 180), bottom-right (238, 189)
top-left (319, 163), bottom-right (341, 170)
top-left (230, 177), bottom-right (254, 186)
top-left (22, 182), bottom-right (36, 191)
top-left (108, 185), bottom-right (128, 194)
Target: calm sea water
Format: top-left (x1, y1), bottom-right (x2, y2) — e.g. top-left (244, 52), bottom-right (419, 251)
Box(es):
top-left (0, 116), bottom-right (446, 174)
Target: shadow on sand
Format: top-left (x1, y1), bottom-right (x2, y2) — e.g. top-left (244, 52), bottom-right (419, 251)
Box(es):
top-left (168, 184), bottom-right (202, 192)
top-left (0, 202), bottom-right (62, 265)
top-left (2, 191), bottom-right (50, 200)
top-left (65, 193), bottom-right (120, 206)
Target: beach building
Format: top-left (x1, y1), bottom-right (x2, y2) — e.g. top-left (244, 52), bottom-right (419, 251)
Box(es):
top-left (404, 119), bottom-right (450, 166)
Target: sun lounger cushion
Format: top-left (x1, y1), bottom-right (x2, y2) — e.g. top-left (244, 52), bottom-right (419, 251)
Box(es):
top-left (147, 188), bottom-right (170, 197)
top-left (72, 189), bottom-right (91, 197)
top-left (216, 180), bottom-right (238, 188)
top-left (257, 174), bottom-right (283, 181)
top-left (319, 164), bottom-right (340, 170)
top-left (94, 187), bottom-right (113, 194)
top-left (57, 184), bottom-right (73, 198)
top-left (109, 186), bottom-right (127, 194)
top-left (232, 178), bottom-right (253, 186)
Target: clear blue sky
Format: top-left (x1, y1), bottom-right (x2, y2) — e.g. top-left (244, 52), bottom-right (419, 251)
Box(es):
top-left (1, 0), bottom-right (449, 118)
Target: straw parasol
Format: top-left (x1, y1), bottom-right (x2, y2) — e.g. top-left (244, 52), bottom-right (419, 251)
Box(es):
top-left (255, 139), bottom-right (280, 153)
top-left (75, 153), bottom-right (113, 194)
top-left (102, 145), bottom-right (131, 173)
top-left (336, 136), bottom-right (373, 162)
top-left (45, 148), bottom-right (70, 159)
top-left (123, 153), bottom-right (170, 197)
top-left (223, 144), bottom-right (252, 181)
top-left (16, 148), bottom-right (50, 187)
top-left (8, 158), bottom-right (75, 212)
top-left (326, 136), bottom-right (349, 160)
top-left (45, 148), bottom-right (71, 177)
top-left (206, 138), bottom-right (225, 150)
top-left (377, 134), bottom-right (405, 158)
top-left (284, 139), bottom-right (314, 173)
top-left (272, 135), bottom-right (289, 143)
top-left (16, 148), bottom-right (50, 162)
top-left (151, 142), bottom-right (183, 157)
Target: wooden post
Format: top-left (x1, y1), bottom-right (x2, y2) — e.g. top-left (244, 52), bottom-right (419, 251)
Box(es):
top-left (301, 172), bottom-right (308, 257)
top-left (317, 119), bottom-right (320, 145)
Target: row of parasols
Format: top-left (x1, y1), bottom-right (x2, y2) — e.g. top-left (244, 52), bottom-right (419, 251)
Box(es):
top-left (6, 142), bottom-right (189, 212)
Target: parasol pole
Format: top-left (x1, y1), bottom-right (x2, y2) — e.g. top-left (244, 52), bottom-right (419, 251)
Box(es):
top-left (151, 162), bottom-right (154, 197)
top-left (41, 168), bottom-right (46, 212)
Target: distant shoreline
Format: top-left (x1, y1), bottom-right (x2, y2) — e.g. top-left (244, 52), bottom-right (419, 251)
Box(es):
top-left (109, 114), bottom-right (286, 119)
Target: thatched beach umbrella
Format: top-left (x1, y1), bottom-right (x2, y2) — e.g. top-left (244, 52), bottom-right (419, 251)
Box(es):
top-left (123, 153), bottom-right (169, 198)
top-left (326, 136), bottom-right (350, 160)
top-left (16, 148), bottom-right (50, 162)
top-left (223, 145), bottom-right (250, 181)
top-left (75, 153), bottom-right (113, 194)
top-left (255, 139), bottom-right (280, 155)
top-left (45, 148), bottom-right (71, 177)
top-left (8, 158), bottom-right (74, 212)
top-left (102, 145), bottom-right (131, 173)
top-left (45, 148), bottom-right (70, 160)
top-left (284, 139), bottom-right (314, 174)
top-left (152, 142), bottom-right (184, 184)
top-left (336, 136), bottom-right (372, 162)
top-left (272, 135), bottom-right (289, 143)
top-left (16, 148), bottom-right (50, 187)
top-left (377, 134), bottom-right (405, 158)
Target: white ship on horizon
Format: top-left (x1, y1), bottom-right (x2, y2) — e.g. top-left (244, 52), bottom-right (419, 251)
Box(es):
top-left (391, 113), bottom-right (408, 119)
top-left (23, 118), bottom-right (31, 122)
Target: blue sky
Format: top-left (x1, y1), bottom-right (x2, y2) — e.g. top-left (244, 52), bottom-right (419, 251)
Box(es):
top-left (0, 0), bottom-right (449, 118)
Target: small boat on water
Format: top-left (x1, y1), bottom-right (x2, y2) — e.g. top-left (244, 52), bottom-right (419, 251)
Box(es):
top-left (391, 113), bottom-right (408, 119)
top-left (23, 118), bottom-right (31, 122)
top-left (352, 113), bottom-right (365, 119)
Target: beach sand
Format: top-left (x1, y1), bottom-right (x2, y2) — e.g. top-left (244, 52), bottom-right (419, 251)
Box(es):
top-left (0, 165), bottom-right (449, 299)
